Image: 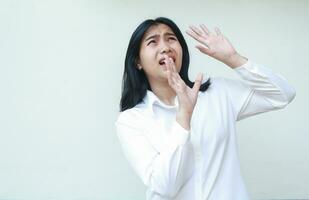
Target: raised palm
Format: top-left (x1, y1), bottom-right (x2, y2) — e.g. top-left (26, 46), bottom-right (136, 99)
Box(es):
top-left (186, 25), bottom-right (237, 63)
top-left (164, 55), bottom-right (202, 114)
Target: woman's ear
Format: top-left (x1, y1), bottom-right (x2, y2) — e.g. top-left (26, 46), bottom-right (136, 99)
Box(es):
top-left (137, 63), bottom-right (142, 70)
top-left (136, 59), bottom-right (142, 70)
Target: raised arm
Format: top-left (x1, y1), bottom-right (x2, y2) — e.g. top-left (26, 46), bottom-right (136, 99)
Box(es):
top-left (186, 24), bottom-right (296, 120)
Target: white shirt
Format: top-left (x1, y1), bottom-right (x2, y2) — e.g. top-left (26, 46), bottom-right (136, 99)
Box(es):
top-left (115, 60), bottom-right (296, 200)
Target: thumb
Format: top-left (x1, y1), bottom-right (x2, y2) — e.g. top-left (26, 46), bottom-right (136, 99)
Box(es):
top-left (196, 45), bottom-right (211, 56)
top-left (192, 73), bottom-right (203, 93)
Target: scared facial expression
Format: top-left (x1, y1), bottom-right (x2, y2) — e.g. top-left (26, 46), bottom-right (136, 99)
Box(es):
top-left (137, 23), bottom-right (183, 81)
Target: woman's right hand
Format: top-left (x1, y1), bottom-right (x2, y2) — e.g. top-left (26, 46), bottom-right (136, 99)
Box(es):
top-left (165, 55), bottom-right (203, 130)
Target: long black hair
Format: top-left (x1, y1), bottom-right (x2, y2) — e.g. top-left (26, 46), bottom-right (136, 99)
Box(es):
top-left (120, 17), bottom-right (211, 112)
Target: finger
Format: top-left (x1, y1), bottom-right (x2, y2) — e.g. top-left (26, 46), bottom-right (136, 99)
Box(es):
top-left (189, 25), bottom-right (204, 36)
top-left (187, 26), bottom-right (207, 40)
top-left (192, 73), bottom-right (203, 93)
top-left (168, 71), bottom-right (182, 92)
top-left (186, 29), bottom-right (200, 41)
top-left (169, 58), bottom-right (184, 83)
top-left (170, 67), bottom-right (180, 84)
top-left (166, 57), bottom-right (187, 91)
top-left (165, 57), bottom-right (179, 84)
top-left (165, 56), bottom-right (174, 72)
top-left (186, 30), bottom-right (209, 48)
top-left (167, 71), bottom-right (173, 87)
top-left (196, 44), bottom-right (209, 50)
top-left (200, 24), bottom-right (210, 35)
top-left (166, 62), bottom-right (172, 81)
top-left (196, 44), bottom-right (211, 55)
top-left (166, 64), bottom-right (177, 89)
top-left (189, 25), bottom-right (208, 41)
top-left (214, 27), bottom-right (222, 36)
top-left (170, 57), bottom-right (177, 73)
top-left (164, 55), bottom-right (173, 73)
top-left (166, 57), bottom-right (177, 75)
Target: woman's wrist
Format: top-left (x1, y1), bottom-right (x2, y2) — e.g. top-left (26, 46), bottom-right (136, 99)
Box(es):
top-left (223, 52), bottom-right (248, 69)
top-left (176, 111), bottom-right (192, 131)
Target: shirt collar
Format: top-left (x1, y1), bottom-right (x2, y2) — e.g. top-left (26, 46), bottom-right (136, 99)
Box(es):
top-left (143, 90), bottom-right (178, 116)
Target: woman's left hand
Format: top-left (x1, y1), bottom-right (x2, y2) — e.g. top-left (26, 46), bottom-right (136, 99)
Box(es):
top-left (186, 25), bottom-right (247, 68)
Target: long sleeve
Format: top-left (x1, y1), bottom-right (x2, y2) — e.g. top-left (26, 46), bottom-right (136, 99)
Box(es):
top-left (223, 59), bottom-right (296, 121)
top-left (115, 112), bottom-right (195, 198)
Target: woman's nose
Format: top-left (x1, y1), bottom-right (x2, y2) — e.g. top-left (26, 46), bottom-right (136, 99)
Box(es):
top-left (159, 41), bottom-right (171, 54)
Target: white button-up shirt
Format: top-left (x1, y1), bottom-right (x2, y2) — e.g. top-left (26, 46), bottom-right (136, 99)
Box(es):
top-left (115, 60), bottom-right (296, 200)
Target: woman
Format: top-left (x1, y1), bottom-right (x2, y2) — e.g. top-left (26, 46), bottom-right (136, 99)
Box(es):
top-left (115, 17), bottom-right (296, 200)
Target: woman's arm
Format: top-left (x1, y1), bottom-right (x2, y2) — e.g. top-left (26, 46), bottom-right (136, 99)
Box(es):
top-left (224, 60), bottom-right (296, 120)
top-left (186, 25), bottom-right (296, 120)
top-left (115, 112), bottom-right (194, 198)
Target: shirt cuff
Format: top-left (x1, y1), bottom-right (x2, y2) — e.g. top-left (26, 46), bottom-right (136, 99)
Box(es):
top-left (170, 121), bottom-right (190, 146)
top-left (233, 59), bottom-right (252, 71)
top-left (233, 59), bottom-right (270, 79)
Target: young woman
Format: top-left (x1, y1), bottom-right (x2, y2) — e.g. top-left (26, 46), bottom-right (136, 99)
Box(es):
top-left (115, 17), bottom-right (296, 200)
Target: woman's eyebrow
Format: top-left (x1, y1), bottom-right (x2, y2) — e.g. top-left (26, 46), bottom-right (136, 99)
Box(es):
top-left (145, 32), bottom-right (176, 42)
top-left (165, 32), bottom-right (176, 37)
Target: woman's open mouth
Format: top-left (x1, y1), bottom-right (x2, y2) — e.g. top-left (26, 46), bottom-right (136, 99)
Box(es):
top-left (158, 57), bottom-right (176, 66)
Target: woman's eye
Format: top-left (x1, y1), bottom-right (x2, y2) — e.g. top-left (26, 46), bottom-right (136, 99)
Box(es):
top-left (147, 40), bottom-right (155, 45)
top-left (169, 37), bottom-right (177, 41)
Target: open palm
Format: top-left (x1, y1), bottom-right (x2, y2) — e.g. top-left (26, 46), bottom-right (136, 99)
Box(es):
top-left (164, 55), bottom-right (202, 114)
top-left (186, 25), bottom-right (237, 63)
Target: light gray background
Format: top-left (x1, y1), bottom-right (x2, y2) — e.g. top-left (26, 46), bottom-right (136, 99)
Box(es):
top-left (0, 0), bottom-right (308, 199)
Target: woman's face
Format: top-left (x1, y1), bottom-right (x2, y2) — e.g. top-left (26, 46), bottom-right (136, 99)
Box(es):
top-left (138, 23), bottom-right (183, 81)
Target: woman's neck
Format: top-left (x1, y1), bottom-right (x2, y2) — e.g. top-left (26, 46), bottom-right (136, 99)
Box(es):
top-left (149, 80), bottom-right (176, 106)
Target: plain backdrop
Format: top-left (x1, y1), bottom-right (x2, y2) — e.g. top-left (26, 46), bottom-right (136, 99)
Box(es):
top-left (0, 0), bottom-right (308, 199)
